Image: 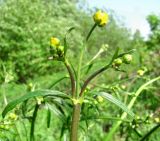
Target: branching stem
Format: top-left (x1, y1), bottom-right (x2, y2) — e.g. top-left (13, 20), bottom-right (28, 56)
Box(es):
top-left (80, 64), bottom-right (110, 96)
top-left (64, 60), bottom-right (76, 97)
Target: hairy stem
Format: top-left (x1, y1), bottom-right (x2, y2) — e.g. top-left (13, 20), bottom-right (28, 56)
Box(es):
top-left (70, 23), bottom-right (97, 141)
top-left (70, 104), bottom-right (81, 141)
top-left (64, 60), bottom-right (76, 97)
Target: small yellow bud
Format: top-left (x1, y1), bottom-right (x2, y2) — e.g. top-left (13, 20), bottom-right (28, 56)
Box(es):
top-left (123, 54), bottom-right (132, 64)
top-left (36, 97), bottom-right (44, 105)
top-left (154, 117), bottom-right (160, 123)
top-left (97, 96), bottom-right (104, 103)
top-left (8, 113), bottom-right (18, 121)
top-left (50, 37), bottom-right (60, 47)
top-left (121, 85), bottom-right (126, 90)
top-left (113, 58), bottom-right (123, 67)
top-left (93, 10), bottom-right (109, 27)
top-left (137, 69), bottom-right (145, 76)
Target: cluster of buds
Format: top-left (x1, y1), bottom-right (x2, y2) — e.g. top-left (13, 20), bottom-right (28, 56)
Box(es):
top-left (93, 10), bottom-right (109, 27)
top-left (112, 54), bottom-right (133, 69)
top-left (0, 113), bottom-right (18, 130)
top-left (50, 37), bottom-right (64, 61)
top-left (0, 121), bottom-right (10, 130)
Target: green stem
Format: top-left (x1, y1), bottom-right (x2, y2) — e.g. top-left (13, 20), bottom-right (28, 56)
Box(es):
top-left (80, 64), bottom-right (110, 96)
top-left (104, 76), bottom-right (160, 141)
top-left (70, 104), bottom-right (81, 141)
top-left (86, 23), bottom-right (97, 42)
top-left (140, 123), bottom-right (160, 141)
top-left (70, 23), bottom-right (97, 141)
top-left (64, 60), bottom-right (76, 97)
top-left (30, 104), bottom-right (39, 141)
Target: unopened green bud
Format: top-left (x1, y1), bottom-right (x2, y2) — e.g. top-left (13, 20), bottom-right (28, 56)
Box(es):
top-left (27, 83), bottom-right (33, 91)
top-left (57, 46), bottom-right (64, 56)
top-left (97, 96), bottom-right (104, 103)
top-left (137, 70), bottom-right (145, 76)
top-left (113, 58), bottom-right (123, 67)
top-left (123, 54), bottom-right (132, 64)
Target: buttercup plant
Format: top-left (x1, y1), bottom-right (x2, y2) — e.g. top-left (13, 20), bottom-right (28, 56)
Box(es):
top-left (2, 10), bottom-right (137, 141)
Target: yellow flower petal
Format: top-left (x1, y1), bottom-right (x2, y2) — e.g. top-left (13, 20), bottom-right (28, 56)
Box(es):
top-left (93, 10), bottom-right (109, 27)
top-left (50, 37), bottom-right (60, 47)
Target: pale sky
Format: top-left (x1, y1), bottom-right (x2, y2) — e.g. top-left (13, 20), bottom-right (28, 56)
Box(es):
top-left (87, 0), bottom-right (160, 38)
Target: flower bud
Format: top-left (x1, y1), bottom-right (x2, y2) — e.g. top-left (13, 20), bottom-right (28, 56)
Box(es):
top-left (154, 117), bottom-right (160, 123)
top-left (8, 113), bottom-right (18, 121)
top-left (112, 58), bottom-right (123, 67)
top-left (123, 54), bottom-right (132, 64)
top-left (93, 10), bottom-right (109, 27)
top-left (137, 69), bottom-right (145, 76)
top-left (50, 37), bottom-right (60, 47)
top-left (97, 96), bottom-right (104, 103)
top-left (57, 45), bottom-right (64, 57)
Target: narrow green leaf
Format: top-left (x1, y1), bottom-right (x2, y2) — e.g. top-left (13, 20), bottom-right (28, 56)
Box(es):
top-left (30, 104), bottom-right (39, 141)
top-left (47, 103), bottom-right (66, 122)
top-left (2, 90), bottom-right (68, 118)
top-left (94, 92), bottom-right (135, 117)
top-left (48, 76), bottom-right (69, 89)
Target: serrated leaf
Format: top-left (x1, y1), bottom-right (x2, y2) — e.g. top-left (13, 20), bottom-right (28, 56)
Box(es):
top-left (2, 90), bottom-right (69, 118)
top-left (94, 92), bottom-right (135, 118)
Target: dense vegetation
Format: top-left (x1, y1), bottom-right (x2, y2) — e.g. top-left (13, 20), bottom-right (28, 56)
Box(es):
top-left (0, 0), bottom-right (160, 141)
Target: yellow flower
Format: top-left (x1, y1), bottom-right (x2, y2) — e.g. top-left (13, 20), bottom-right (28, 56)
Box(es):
top-left (50, 37), bottom-right (60, 47)
top-left (93, 10), bottom-right (109, 27)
